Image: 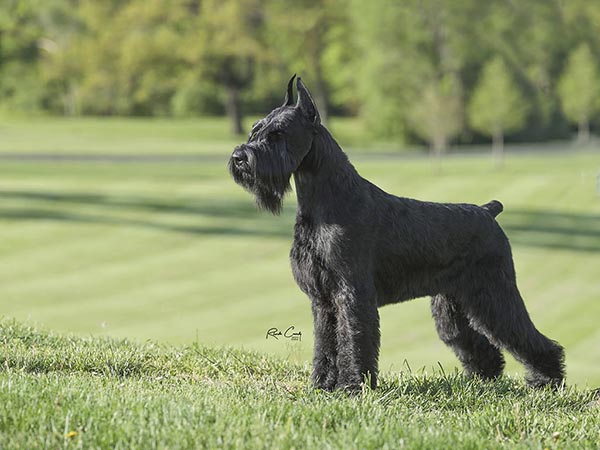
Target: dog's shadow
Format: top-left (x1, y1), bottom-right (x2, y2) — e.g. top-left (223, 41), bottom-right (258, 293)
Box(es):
top-left (373, 371), bottom-right (531, 407)
top-left (361, 370), bottom-right (596, 411)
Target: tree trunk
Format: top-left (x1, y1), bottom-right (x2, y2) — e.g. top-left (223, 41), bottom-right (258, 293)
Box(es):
top-left (430, 134), bottom-right (446, 173)
top-left (578, 116), bottom-right (590, 144)
top-left (64, 82), bottom-right (79, 116)
top-left (312, 77), bottom-right (329, 126)
top-left (307, 30), bottom-right (329, 125)
top-left (492, 128), bottom-right (504, 168)
top-left (311, 54), bottom-right (329, 125)
top-left (225, 85), bottom-right (244, 136)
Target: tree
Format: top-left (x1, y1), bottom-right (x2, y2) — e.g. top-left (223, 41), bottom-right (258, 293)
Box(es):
top-left (409, 74), bottom-right (462, 168)
top-left (557, 43), bottom-right (600, 143)
top-left (475, 1), bottom-right (566, 139)
top-left (35, 0), bottom-right (85, 115)
top-left (57, 0), bottom-right (191, 116)
top-left (265, 0), bottom-right (355, 124)
top-left (187, 0), bottom-right (268, 135)
top-left (0, 1), bottom-right (45, 112)
top-left (468, 56), bottom-right (529, 165)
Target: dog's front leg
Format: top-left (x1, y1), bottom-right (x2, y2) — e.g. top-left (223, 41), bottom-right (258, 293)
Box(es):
top-left (310, 300), bottom-right (338, 390)
top-left (334, 287), bottom-right (380, 392)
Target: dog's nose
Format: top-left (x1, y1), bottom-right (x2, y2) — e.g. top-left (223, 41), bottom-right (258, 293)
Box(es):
top-left (231, 148), bottom-right (248, 164)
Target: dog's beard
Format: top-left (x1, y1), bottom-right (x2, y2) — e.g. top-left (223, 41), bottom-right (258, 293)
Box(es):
top-left (228, 143), bottom-right (295, 215)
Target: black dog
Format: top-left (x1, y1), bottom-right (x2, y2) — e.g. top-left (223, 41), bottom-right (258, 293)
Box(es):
top-left (229, 75), bottom-right (565, 392)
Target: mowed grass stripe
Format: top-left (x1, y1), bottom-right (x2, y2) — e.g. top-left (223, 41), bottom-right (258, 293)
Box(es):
top-left (1, 215), bottom-right (301, 344)
top-left (2, 234), bottom-right (291, 310)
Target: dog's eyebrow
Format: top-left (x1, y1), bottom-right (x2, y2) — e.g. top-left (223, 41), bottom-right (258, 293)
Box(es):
top-left (249, 121), bottom-right (264, 135)
top-left (248, 122), bottom-right (264, 142)
top-left (266, 119), bottom-right (286, 132)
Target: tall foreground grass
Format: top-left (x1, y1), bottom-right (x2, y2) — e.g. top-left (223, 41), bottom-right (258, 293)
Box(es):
top-left (1, 319), bottom-right (599, 449)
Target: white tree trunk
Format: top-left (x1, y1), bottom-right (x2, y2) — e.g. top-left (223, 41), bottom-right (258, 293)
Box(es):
top-left (492, 129), bottom-right (504, 168)
top-left (578, 116), bottom-right (590, 144)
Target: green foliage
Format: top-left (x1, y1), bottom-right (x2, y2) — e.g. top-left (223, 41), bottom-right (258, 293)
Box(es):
top-left (409, 74), bottom-right (463, 154)
top-left (468, 57), bottom-right (529, 138)
top-left (350, 0), bottom-right (430, 140)
top-left (558, 43), bottom-right (600, 137)
top-left (170, 76), bottom-right (224, 117)
top-left (185, 0), bottom-right (269, 132)
top-left (189, 0), bottom-right (265, 84)
top-left (2, 319), bottom-right (600, 449)
top-left (0, 61), bottom-right (46, 113)
top-left (264, 0), bottom-right (355, 121)
top-left (0, 0), bottom-right (45, 113)
top-left (2, 1), bottom-right (600, 139)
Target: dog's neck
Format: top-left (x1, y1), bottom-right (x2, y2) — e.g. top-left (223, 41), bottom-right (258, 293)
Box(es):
top-left (293, 125), bottom-right (362, 218)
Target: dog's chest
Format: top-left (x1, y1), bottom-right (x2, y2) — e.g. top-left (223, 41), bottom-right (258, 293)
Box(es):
top-left (290, 220), bottom-right (343, 299)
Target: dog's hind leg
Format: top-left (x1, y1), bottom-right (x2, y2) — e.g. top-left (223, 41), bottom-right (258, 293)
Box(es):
top-left (431, 294), bottom-right (505, 379)
top-left (459, 265), bottom-right (565, 388)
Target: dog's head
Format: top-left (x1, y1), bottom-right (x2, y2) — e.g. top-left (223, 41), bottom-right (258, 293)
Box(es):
top-left (228, 75), bottom-right (321, 214)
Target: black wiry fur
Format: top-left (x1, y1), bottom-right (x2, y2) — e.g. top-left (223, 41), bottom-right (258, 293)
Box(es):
top-left (229, 76), bottom-right (565, 392)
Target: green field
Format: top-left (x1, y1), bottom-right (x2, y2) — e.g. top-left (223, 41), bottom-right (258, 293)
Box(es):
top-left (0, 116), bottom-right (381, 155)
top-left (1, 118), bottom-right (599, 390)
top-left (2, 319), bottom-right (600, 449)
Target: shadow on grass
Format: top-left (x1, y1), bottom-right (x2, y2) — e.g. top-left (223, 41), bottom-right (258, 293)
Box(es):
top-left (1, 189), bottom-right (599, 251)
top-left (0, 189), bottom-right (268, 218)
top-left (374, 373), bottom-right (531, 405)
top-left (368, 373), bottom-right (598, 411)
top-left (0, 189), bottom-right (295, 239)
top-left (500, 209), bottom-right (600, 253)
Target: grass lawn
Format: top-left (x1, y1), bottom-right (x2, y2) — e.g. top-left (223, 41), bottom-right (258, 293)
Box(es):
top-left (0, 116), bottom-right (236, 155)
top-left (2, 319), bottom-right (599, 449)
top-left (0, 117), bottom-right (599, 390)
top-left (0, 116), bottom-right (387, 155)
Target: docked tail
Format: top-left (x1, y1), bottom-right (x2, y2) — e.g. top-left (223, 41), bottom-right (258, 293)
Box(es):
top-left (481, 200), bottom-right (503, 217)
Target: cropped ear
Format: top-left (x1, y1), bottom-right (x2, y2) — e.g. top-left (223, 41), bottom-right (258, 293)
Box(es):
top-left (282, 74), bottom-right (296, 106)
top-left (296, 77), bottom-right (321, 125)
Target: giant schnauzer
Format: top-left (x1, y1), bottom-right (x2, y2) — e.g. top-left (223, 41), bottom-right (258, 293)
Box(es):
top-left (229, 75), bottom-right (565, 392)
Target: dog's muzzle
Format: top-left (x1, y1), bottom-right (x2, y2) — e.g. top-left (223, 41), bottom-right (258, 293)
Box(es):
top-left (230, 146), bottom-right (251, 172)
top-left (231, 146), bottom-right (247, 164)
